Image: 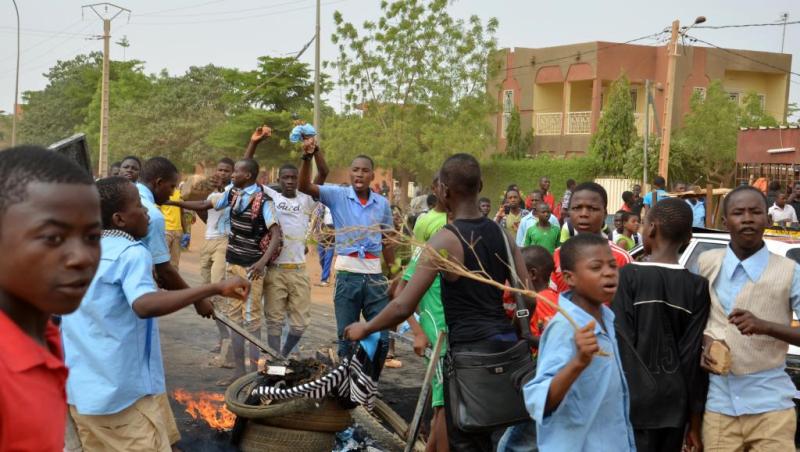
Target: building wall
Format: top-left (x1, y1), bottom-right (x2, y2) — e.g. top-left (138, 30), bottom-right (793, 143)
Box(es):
top-left (737, 128), bottom-right (800, 164)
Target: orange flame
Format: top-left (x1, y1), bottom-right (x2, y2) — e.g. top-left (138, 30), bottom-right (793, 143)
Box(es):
top-left (172, 389), bottom-right (235, 430)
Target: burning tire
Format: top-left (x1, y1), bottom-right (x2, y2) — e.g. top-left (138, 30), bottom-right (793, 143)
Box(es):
top-left (239, 422), bottom-right (335, 452)
top-left (253, 397), bottom-right (352, 433)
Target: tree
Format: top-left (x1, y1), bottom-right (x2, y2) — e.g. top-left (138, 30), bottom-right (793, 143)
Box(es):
top-left (739, 91), bottom-right (778, 128)
top-left (588, 74), bottom-right (636, 174)
top-left (505, 108), bottom-right (531, 159)
top-left (325, 0), bottom-right (499, 204)
top-left (232, 56), bottom-right (330, 113)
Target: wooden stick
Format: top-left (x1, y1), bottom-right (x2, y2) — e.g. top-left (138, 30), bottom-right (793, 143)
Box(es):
top-left (214, 311), bottom-right (283, 361)
top-left (404, 331), bottom-right (445, 452)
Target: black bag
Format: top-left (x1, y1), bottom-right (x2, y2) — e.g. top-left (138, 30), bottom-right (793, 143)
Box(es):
top-left (446, 223), bottom-right (535, 432)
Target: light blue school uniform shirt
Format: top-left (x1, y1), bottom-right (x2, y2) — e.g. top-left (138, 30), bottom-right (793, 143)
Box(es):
top-left (705, 244), bottom-right (800, 416)
top-left (214, 183), bottom-right (278, 226)
top-left (687, 199), bottom-right (705, 228)
top-left (61, 232), bottom-right (165, 415)
top-left (318, 185), bottom-right (393, 257)
top-left (524, 293), bottom-right (636, 452)
top-left (136, 183), bottom-right (171, 265)
top-left (515, 212), bottom-right (561, 247)
top-left (643, 189), bottom-right (668, 207)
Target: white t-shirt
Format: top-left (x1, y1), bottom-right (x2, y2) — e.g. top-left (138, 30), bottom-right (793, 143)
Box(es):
top-left (263, 186), bottom-right (316, 264)
top-left (769, 203), bottom-right (798, 225)
top-left (206, 192), bottom-right (226, 240)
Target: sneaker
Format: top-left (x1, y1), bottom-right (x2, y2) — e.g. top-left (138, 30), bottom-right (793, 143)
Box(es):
top-left (318, 281), bottom-right (329, 287)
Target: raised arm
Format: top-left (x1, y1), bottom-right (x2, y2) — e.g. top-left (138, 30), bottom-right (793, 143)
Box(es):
top-left (243, 125), bottom-right (272, 160)
top-left (311, 139), bottom-right (330, 185)
top-left (299, 139), bottom-right (322, 199)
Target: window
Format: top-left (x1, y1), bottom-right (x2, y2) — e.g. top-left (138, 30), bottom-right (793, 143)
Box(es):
top-left (684, 240), bottom-right (727, 272)
top-left (727, 91), bottom-right (740, 104)
top-left (501, 89), bottom-right (514, 138)
top-left (758, 94), bottom-right (766, 110)
top-left (630, 89), bottom-right (638, 110)
top-left (693, 87), bottom-right (707, 101)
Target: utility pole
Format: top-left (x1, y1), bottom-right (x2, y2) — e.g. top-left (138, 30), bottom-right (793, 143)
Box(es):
top-left (313, 0), bottom-right (321, 133)
top-left (658, 20), bottom-right (680, 184)
top-left (82, 3), bottom-right (130, 177)
top-left (11, 0), bottom-right (20, 147)
top-left (643, 79), bottom-right (650, 188)
top-left (780, 13), bottom-right (789, 53)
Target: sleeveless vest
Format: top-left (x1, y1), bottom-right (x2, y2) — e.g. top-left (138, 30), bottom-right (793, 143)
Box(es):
top-left (226, 187), bottom-right (270, 267)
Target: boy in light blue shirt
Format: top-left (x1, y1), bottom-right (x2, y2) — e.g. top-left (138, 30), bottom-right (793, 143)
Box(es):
top-left (62, 177), bottom-right (249, 451)
top-left (523, 234), bottom-right (635, 452)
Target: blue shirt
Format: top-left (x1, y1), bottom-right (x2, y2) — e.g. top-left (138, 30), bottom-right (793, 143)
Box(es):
top-left (319, 185), bottom-right (393, 257)
top-left (215, 183), bottom-right (278, 229)
top-left (643, 189), bottom-right (668, 207)
top-left (136, 183), bottom-right (171, 265)
top-left (516, 212), bottom-right (560, 247)
top-left (687, 199), bottom-right (705, 228)
top-left (61, 234), bottom-right (165, 415)
top-left (524, 293), bottom-right (635, 452)
top-left (705, 244), bottom-right (800, 416)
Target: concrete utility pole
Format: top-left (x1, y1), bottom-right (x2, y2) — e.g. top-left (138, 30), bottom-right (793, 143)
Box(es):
top-left (82, 3), bottom-right (130, 177)
top-left (658, 20), bottom-right (680, 184)
top-left (11, 0), bottom-right (20, 147)
top-left (313, 0), bottom-right (321, 134)
top-left (643, 79), bottom-right (650, 187)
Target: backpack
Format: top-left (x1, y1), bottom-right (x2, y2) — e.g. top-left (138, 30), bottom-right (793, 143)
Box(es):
top-left (228, 186), bottom-right (283, 262)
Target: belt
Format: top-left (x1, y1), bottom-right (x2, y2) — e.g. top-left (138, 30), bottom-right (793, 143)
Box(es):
top-left (273, 263), bottom-right (305, 270)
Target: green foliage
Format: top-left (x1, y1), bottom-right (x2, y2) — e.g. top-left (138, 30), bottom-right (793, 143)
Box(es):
top-left (482, 155), bottom-right (599, 202)
top-left (504, 109), bottom-right (532, 159)
top-left (233, 56), bottom-right (330, 112)
top-left (589, 74), bottom-right (636, 174)
top-left (739, 91), bottom-right (779, 128)
top-left (622, 134), bottom-right (704, 186)
top-left (326, 0), bottom-right (500, 199)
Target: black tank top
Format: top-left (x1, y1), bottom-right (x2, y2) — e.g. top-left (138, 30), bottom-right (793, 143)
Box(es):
top-left (441, 217), bottom-right (515, 345)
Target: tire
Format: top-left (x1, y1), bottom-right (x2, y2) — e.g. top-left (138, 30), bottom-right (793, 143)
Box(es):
top-left (224, 372), bottom-right (318, 419)
top-left (255, 397), bottom-right (352, 433)
top-left (239, 423), bottom-right (334, 452)
top-left (352, 406), bottom-right (407, 452)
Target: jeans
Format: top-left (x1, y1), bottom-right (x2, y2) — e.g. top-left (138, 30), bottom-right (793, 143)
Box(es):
top-left (497, 421), bottom-right (537, 452)
top-left (333, 271), bottom-right (389, 357)
top-left (318, 243), bottom-right (334, 283)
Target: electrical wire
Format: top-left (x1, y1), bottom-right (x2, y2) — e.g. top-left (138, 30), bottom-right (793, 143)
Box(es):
top-left (0, 22), bottom-right (95, 66)
top-left (129, 0), bottom-right (345, 26)
top-left (684, 34), bottom-right (800, 78)
top-left (136, 0), bottom-right (229, 17)
top-left (135, 0), bottom-right (307, 19)
top-left (694, 20), bottom-right (800, 29)
top-left (239, 33), bottom-right (316, 100)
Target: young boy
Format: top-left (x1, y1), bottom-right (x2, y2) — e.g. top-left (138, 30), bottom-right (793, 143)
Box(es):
top-left (524, 202), bottom-right (560, 253)
top-left (615, 211), bottom-right (640, 251)
top-left (612, 198), bottom-right (709, 452)
top-left (61, 177), bottom-right (249, 451)
top-left (0, 146), bottom-right (102, 452)
top-left (524, 234), bottom-right (635, 452)
top-left (697, 186), bottom-right (800, 450)
top-left (344, 153), bottom-right (532, 451)
top-left (551, 182), bottom-right (631, 293)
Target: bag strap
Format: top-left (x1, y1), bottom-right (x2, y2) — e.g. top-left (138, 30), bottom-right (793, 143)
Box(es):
top-left (495, 222), bottom-right (534, 345)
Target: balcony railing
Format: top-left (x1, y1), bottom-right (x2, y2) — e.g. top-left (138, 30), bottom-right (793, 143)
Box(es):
top-left (566, 111), bottom-right (591, 135)
top-left (534, 112), bottom-right (562, 136)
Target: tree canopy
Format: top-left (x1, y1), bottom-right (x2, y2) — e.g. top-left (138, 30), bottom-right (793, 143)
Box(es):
top-left (588, 74), bottom-right (637, 174)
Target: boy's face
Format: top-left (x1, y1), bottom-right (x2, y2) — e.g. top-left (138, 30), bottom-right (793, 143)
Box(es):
top-left (279, 168), bottom-right (298, 197)
top-left (777, 193), bottom-right (787, 207)
top-left (0, 183), bottom-right (102, 315)
top-left (153, 172), bottom-right (178, 205)
top-left (231, 162), bottom-right (254, 189)
top-left (116, 183), bottom-right (150, 239)
top-left (120, 159), bottom-right (140, 183)
top-left (569, 190), bottom-right (606, 234)
top-left (537, 203), bottom-right (551, 223)
top-left (539, 178), bottom-right (550, 192)
top-left (625, 216), bottom-right (640, 233)
top-left (479, 200), bottom-right (491, 216)
top-left (349, 158), bottom-right (375, 193)
top-left (505, 191), bottom-right (520, 209)
top-left (564, 244), bottom-right (618, 305)
top-left (613, 213), bottom-right (624, 232)
top-left (724, 190), bottom-right (767, 253)
top-left (215, 163), bottom-right (233, 187)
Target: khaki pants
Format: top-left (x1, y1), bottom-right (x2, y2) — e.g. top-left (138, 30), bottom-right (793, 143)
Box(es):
top-left (264, 266), bottom-right (311, 336)
top-left (200, 237), bottom-right (231, 315)
top-left (165, 230), bottom-right (182, 269)
top-left (227, 263), bottom-right (264, 333)
top-left (703, 408), bottom-right (796, 452)
top-left (70, 393), bottom-right (180, 452)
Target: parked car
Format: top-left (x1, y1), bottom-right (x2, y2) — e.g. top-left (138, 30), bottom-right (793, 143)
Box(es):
top-left (628, 229), bottom-right (800, 443)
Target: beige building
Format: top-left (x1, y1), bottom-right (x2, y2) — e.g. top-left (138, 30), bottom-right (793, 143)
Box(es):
top-left (492, 41), bottom-right (792, 156)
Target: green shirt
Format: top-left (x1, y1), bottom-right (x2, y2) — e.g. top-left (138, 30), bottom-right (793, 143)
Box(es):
top-left (524, 222), bottom-right (560, 253)
top-left (413, 210), bottom-right (448, 242)
top-left (616, 234), bottom-right (635, 251)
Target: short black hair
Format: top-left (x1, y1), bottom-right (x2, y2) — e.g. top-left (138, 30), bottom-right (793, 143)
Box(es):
top-left (478, 197), bottom-right (491, 204)
top-left (722, 185), bottom-right (768, 216)
top-left (648, 197), bottom-right (693, 244)
top-left (570, 181), bottom-right (608, 209)
top-left (440, 153), bottom-right (481, 196)
top-left (218, 157), bottom-right (235, 167)
top-left (621, 191), bottom-right (634, 204)
top-left (352, 154), bottom-right (374, 169)
top-left (279, 163), bottom-right (298, 175)
top-left (0, 146), bottom-right (95, 218)
top-left (96, 177), bottom-right (134, 229)
top-left (426, 194), bottom-right (437, 208)
top-left (238, 158), bottom-right (260, 180)
top-left (619, 211), bottom-right (639, 224)
top-left (559, 233), bottom-right (610, 272)
top-left (111, 161), bottom-right (122, 169)
top-left (506, 184), bottom-right (518, 192)
top-left (653, 176), bottom-right (666, 188)
top-left (566, 179), bottom-right (576, 188)
top-left (521, 245), bottom-right (554, 274)
top-left (120, 155), bottom-right (142, 167)
top-left (140, 157), bottom-right (178, 184)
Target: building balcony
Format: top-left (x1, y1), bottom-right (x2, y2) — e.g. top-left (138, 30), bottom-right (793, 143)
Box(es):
top-left (534, 112), bottom-right (563, 136)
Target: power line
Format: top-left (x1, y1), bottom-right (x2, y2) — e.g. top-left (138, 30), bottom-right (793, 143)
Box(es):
top-left (135, 0), bottom-right (307, 19)
top-left (136, 0), bottom-right (228, 17)
top-left (694, 20), bottom-right (800, 29)
top-left (684, 34), bottom-right (800, 78)
top-left (129, 0), bottom-right (345, 26)
top-left (240, 33), bottom-right (317, 100)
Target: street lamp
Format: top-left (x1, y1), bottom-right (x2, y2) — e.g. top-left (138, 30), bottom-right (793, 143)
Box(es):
top-left (11, 0), bottom-right (20, 147)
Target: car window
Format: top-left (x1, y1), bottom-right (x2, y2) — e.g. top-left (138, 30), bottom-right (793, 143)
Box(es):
top-left (684, 241), bottom-right (727, 271)
top-left (786, 248), bottom-right (800, 265)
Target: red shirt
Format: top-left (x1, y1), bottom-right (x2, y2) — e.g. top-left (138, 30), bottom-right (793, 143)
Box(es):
top-left (502, 287), bottom-right (559, 337)
top-left (0, 311), bottom-right (68, 452)
top-left (549, 240), bottom-right (632, 293)
top-left (542, 192), bottom-right (555, 212)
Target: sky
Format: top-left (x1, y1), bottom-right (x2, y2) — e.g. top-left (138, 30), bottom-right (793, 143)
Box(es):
top-left (0, 0), bottom-right (798, 116)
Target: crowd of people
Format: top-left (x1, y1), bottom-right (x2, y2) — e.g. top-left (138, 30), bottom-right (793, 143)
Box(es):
top-left (2, 122), bottom-right (800, 452)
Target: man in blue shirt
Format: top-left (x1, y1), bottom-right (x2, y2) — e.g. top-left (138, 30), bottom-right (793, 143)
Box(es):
top-left (299, 147), bottom-right (394, 358)
top-left (643, 176), bottom-right (668, 210)
top-left (697, 186), bottom-right (800, 451)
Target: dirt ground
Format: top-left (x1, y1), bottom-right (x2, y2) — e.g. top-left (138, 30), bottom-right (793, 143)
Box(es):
top-left (163, 227), bottom-right (426, 450)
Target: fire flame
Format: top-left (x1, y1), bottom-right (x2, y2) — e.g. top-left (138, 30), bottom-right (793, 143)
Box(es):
top-left (172, 389), bottom-right (235, 430)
